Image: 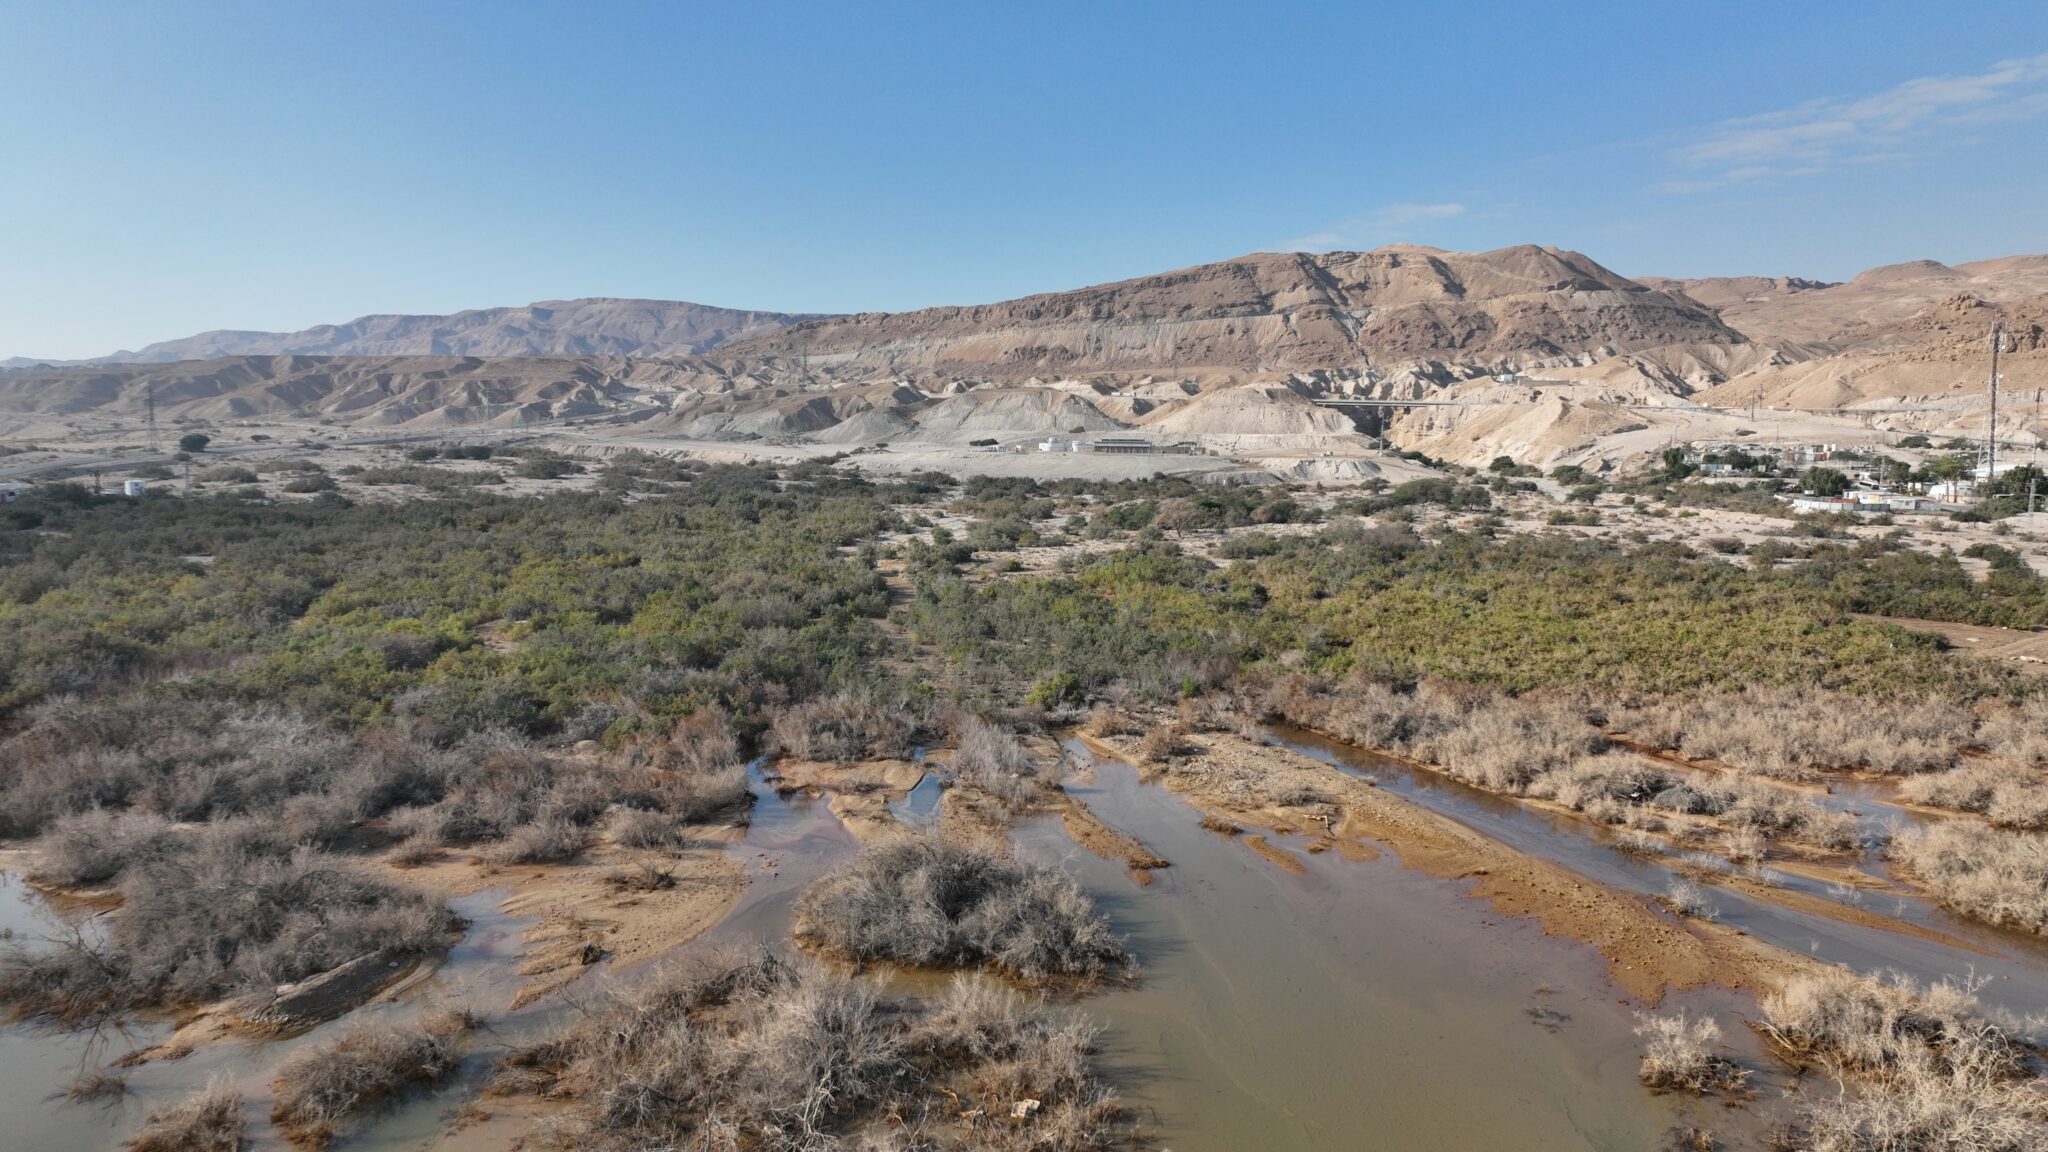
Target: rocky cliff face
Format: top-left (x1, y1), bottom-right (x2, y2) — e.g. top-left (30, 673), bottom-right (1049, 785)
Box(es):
top-left (720, 245), bottom-right (1744, 378)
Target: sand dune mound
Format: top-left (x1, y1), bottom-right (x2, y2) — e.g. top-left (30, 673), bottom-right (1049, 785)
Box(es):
top-left (644, 381), bottom-right (936, 441)
top-left (1395, 390), bottom-right (1650, 468)
top-left (807, 408), bottom-right (917, 444)
top-left (906, 388), bottom-right (1124, 442)
top-left (1141, 385), bottom-right (1357, 437)
top-left (671, 394), bottom-right (854, 439)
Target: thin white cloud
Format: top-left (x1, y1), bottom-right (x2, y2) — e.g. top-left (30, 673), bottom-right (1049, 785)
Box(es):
top-left (1280, 202), bottom-right (1467, 252)
top-left (1661, 52), bottom-right (2048, 192)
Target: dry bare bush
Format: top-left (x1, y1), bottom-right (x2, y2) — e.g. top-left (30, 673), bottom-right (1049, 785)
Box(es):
top-left (1899, 763), bottom-right (2048, 829)
top-left (483, 817), bottom-right (585, 865)
top-left (609, 807), bottom-right (682, 850)
top-left (1615, 830), bottom-right (1667, 857)
top-left (127, 1079), bottom-right (245, 1152)
top-left (1762, 970), bottom-right (2048, 1152)
top-left (642, 707), bottom-right (742, 774)
top-left (1718, 779), bottom-right (1861, 853)
top-left (795, 838), bottom-right (1129, 981)
top-left (1176, 695), bottom-right (1233, 733)
top-left (27, 809), bottom-right (178, 888)
top-left (385, 725), bottom-right (741, 856)
top-left (772, 693), bottom-right (925, 764)
top-left (1423, 695), bottom-right (1608, 793)
top-left (912, 976), bottom-right (1120, 1150)
top-left (1634, 1011), bottom-right (1746, 1093)
top-left (1893, 823), bottom-right (2048, 934)
top-left (1723, 826), bottom-right (1768, 866)
top-left (1267, 675), bottom-right (1865, 862)
top-left (1990, 788), bottom-right (2048, 831)
top-left (1976, 704), bottom-right (2048, 767)
top-left (1293, 676), bottom-right (1476, 754)
top-left (270, 1009), bottom-right (476, 1148)
top-left (950, 717), bottom-right (1037, 809)
top-left (1663, 879), bottom-right (1718, 920)
top-left (1267, 677), bottom-right (1601, 794)
top-left (609, 709), bottom-right (751, 825)
top-left (0, 694), bottom-right (364, 838)
top-left (654, 760), bottom-right (751, 825)
top-left (1168, 750), bottom-right (1329, 810)
top-left (1618, 688), bottom-right (1968, 779)
top-left (0, 827), bottom-right (459, 1022)
top-left (66, 1066), bottom-right (127, 1103)
top-left (1078, 706), bottom-right (1135, 738)
top-left (0, 690), bottom-right (721, 891)
top-left (605, 859), bottom-right (677, 892)
top-left (497, 954), bottom-right (1122, 1152)
top-left (1134, 724), bottom-right (1190, 764)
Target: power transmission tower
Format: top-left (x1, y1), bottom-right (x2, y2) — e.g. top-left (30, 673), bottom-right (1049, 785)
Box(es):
top-left (145, 381), bottom-right (161, 452)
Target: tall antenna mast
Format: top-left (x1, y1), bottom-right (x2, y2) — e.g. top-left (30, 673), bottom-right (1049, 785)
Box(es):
top-left (145, 380), bottom-right (161, 452)
top-left (1987, 323), bottom-right (2004, 483)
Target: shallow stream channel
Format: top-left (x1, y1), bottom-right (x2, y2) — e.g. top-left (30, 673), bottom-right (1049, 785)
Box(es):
top-left (1017, 741), bottom-right (1754, 1152)
top-left (1268, 725), bottom-right (2048, 1019)
top-left (16, 732), bottom-right (2042, 1150)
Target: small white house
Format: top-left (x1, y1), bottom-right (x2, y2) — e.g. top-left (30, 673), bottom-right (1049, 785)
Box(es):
top-left (1790, 495), bottom-right (1859, 514)
top-left (122, 479), bottom-right (148, 497)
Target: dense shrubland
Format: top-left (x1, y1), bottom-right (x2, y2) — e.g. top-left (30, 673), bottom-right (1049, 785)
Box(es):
top-left (909, 525), bottom-right (2011, 704)
top-left (493, 952), bottom-right (1123, 1152)
top-left (11, 458), bottom-right (2048, 1145)
top-left (0, 466), bottom-right (930, 1023)
top-left (1799, 537), bottom-right (2048, 627)
top-left (0, 465), bottom-right (919, 723)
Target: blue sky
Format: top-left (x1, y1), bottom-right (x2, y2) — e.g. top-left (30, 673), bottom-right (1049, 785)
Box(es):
top-left (3, 1), bottom-right (2045, 358)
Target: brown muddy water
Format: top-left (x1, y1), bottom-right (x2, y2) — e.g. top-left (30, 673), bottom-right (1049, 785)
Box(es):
top-left (0, 760), bottom-right (858, 1152)
top-left (0, 873), bottom-right (535, 1152)
top-left (1270, 725), bottom-right (2048, 1019)
top-left (0, 746), bottom-right (1835, 1151)
top-left (1019, 742), bottom-right (1771, 1152)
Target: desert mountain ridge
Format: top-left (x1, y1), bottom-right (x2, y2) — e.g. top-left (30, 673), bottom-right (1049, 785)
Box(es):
top-left (717, 244), bottom-right (1745, 377)
top-left (0, 297), bottom-right (828, 368)
top-left (1644, 254), bottom-right (2048, 348)
top-left (5, 244), bottom-right (2043, 475)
